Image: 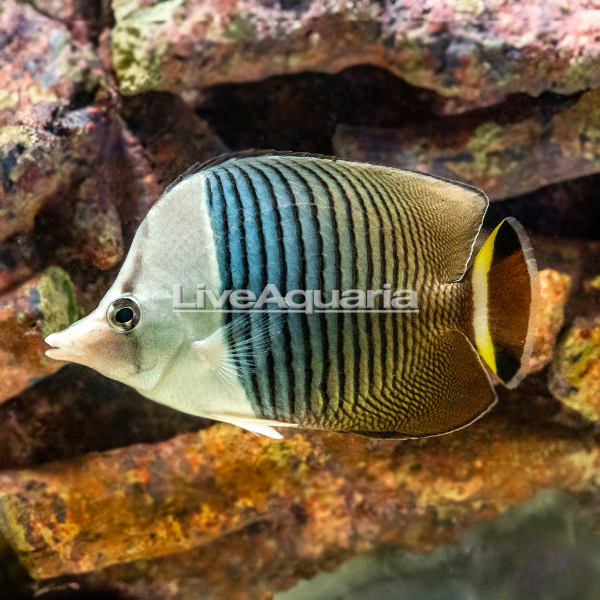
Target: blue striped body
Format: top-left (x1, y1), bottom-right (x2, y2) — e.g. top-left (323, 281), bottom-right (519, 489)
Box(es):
top-left (202, 155), bottom-right (470, 433)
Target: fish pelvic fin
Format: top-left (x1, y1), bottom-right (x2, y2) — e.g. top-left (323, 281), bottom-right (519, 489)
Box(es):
top-left (470, 217), bottom-right (539, 388)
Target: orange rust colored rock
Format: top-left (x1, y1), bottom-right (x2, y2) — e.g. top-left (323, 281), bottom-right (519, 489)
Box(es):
top-left (550, 317), bottom-right (600, 422)
top-left (530, 269), bottom-right (572, 373)
top-left (0, 406), bottom-right (598, 581)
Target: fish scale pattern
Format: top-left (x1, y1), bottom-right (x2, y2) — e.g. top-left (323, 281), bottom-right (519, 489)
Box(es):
top-left (202, 155), bottom-right (491, 436)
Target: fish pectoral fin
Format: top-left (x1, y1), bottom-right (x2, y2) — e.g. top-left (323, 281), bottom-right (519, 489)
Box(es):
top-left (193, 312), bottom-right (283, 386)
top-left (393, 330), bottom-right (497, 437)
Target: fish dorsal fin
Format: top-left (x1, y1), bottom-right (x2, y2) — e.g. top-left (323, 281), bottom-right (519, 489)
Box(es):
top-left (163, 150), bottom-right (337, 195)
top-left (366, 166), bottom-right (489, 283)
top-left (165, 152), bottom-right (488, 283)
top-left (192, 312), bottom-right (282, 386)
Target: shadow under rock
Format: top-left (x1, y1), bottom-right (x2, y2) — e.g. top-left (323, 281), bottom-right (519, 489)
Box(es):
top-left (0, 365), bottom-right (209, 471)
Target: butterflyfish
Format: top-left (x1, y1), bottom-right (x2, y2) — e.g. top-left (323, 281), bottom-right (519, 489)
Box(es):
top-left (45, 152), bottom-right (539, 439)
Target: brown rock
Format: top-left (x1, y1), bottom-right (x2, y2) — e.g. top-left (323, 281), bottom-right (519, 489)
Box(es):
top-left (8, 108), bottom-right (158, 277)
top-left (0, 364), bottom-right (209, 472)
top-left (43, 490), bottom-right (600, 600)
top-left (333, 89), bottom-right (600, 201)
top-left (197, 66), bottom-right (440, 154)
top-left (0, 402), bottom-right (599, 582)
top-left (483, 177), bottom-right (600, 242)
top-left (0, 0), bottom-right (115, 243)
top-left (122, 92), bottom-right (229, 193)
top-left (549, 317), bottom-right (600, 423)
top-left (530, 269), bottom-right (572, 373)
top-left (0, 239), bottom-right (36, 295)
top-left (20, 0), bottom-right (114, 41)
top-left (111, 0), bottom-right (600, 114)
top-left (0, 267), bottom-right (83, 404)
top-left (0, 1), bottom-right (165, 264)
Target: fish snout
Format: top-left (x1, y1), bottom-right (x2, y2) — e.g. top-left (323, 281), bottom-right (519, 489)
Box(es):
top-left (45, 329), bottom-right (85, 361)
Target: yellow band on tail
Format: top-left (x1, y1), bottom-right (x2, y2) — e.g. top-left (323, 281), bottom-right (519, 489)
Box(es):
top-left (471, 218), bottom-right (539, 387)
top-left (472, 222), bottom-right (501, 375)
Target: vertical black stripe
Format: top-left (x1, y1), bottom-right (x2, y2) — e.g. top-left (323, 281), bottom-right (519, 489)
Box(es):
top-left (362, 174), bottom-right (404, 393)
top-left (205, 175), bottom-right (214, 212)
top-left (306, 163), bottom-right (362, 416)
top-left (229, 165), bottom-right (278, 420)
top-left (320, 166), bottom-right (402, 421)
top-left (217, 168), bottom-right (266, 418)
top-left (371, 174), bottom-right (417, 384)
top-left (276, 161), bottom-right (340, 422)
top-left (327, 165), bottom-right (374, 396)
top-left (340, 169), bottom-right (389, 399)
top-left (371, 175), bottom-right (431, 417)
top-left (265, 161), bottom-right (313, 422)
top-left (310, 164), bottom-right (371, 417)
top-left (293, 163), bottom-right (347, 420)
top-left (244, 163), bottom-right (296, 420)
top-left (388, 176), bottom-right (429, 384)
top-left (299, 162), bottom-right (386, 424)
top-left (211, 172), bottom-right (233, 303)
top-left (370, 173), bottom-right (432, 421)
top-left (330, 164), bottom-right (402, 415)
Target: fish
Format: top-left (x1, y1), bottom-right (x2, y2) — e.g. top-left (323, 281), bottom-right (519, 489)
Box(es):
top-left (45, 152), bottom-right (539, 439)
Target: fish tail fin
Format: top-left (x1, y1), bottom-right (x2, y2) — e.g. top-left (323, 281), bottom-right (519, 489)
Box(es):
top-left (470, 217), bottom-right (539, 388)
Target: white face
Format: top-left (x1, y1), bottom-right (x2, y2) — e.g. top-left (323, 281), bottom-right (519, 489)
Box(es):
top-left (42, 171), bottom-right (282, 431)
top-left (45, 281), bottom-right (185, 392)
top-left (45, 175), bottom-right (221, 394)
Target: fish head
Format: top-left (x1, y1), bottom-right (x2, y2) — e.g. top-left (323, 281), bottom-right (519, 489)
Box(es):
top-left (45, 285), bottom-right (185, 391)
top-left (44, 210), bottom-right (190, 391)
top-left (45, 173), bottom-right (222, 395)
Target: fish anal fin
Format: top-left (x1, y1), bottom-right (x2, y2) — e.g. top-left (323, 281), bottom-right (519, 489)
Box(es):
top-left (203, 412), bottom-right (297, 439)
top-left (396, 330), bottom-right (497, 437)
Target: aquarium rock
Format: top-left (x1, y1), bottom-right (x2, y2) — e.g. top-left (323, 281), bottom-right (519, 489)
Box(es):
top-left (1, 412), bottom-right (600, 581)
top-left (334, 88), bottom-right (600, 201)
top-left (0, 266), bottom-right (83, 403)
top-left (111, 0), bottom-right (600, 114)
top-left (550, 316), bottom-right (600, 424)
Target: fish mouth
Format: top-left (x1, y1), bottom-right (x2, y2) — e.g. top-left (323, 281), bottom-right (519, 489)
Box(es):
top-left (44, 332), bottom-right (84, 361)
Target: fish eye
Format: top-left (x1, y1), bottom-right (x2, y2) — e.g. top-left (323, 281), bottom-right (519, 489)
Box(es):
top-left (107, 297), bottom-right (141, 333)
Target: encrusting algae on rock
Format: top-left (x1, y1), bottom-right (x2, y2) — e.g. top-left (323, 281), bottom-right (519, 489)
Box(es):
top-left (550, 318), bottom-right (600, 423)
top-left (1, 411), bottom-right (600, 581)
top-left (530, 269), bottom-right (572, 373)
top-left (0, 267), bottom-right (83, 403)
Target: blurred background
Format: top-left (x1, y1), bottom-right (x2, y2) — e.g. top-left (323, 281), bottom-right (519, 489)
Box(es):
top-left (1, 0), bottom-right (600, 598)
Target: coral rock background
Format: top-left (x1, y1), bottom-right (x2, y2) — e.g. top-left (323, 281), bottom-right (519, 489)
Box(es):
top-left (1, 0), bottom-right (600, 598)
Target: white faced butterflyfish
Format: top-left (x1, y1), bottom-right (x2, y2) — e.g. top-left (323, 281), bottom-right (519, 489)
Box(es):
top-left (46, 152), bottom-right (539, 439)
